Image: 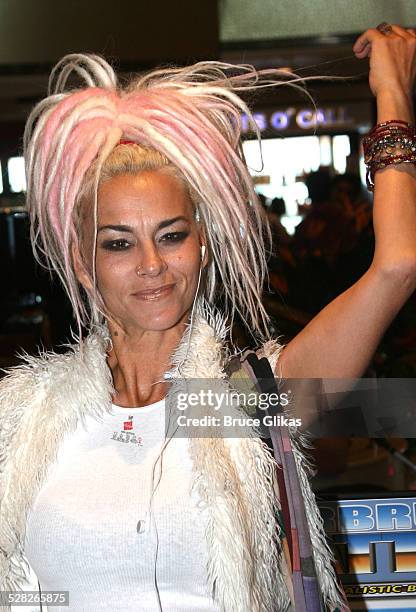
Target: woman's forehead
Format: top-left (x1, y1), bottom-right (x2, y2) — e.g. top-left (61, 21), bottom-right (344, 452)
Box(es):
top-left (96, 170), bottom-right (194, 225)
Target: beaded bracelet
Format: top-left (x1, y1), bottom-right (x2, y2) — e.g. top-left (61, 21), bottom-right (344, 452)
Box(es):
top-left (363, 120), bottom-right (416, 191)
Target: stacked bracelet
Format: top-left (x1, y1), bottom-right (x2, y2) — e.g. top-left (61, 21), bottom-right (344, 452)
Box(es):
top-left (362, 120), bottom-right (416, 191)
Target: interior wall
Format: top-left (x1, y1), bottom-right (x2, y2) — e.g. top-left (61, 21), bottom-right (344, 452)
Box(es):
top-left (220, 0), bottom-right (415, 42)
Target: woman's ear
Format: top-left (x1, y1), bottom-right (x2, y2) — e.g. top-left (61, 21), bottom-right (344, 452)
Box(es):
top-left (71, 241), bottom-right (93, 292)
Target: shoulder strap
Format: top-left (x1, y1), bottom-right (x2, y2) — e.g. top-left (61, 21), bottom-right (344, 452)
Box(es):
top-left (234, 349), bottom-right (326, 612)
top-left (243, 351), bottom-right (294, 554)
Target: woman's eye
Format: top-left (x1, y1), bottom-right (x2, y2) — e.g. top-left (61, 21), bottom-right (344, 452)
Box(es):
top-left (160, 231), bottom-right (189, 243)
top-left (101, 239), bottom-right (131, 251)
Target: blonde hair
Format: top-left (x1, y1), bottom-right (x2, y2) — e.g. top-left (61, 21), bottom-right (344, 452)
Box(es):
top-left (75, 143), bottom-right (194, 239)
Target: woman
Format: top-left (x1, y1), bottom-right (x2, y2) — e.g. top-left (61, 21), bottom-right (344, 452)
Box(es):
top-left (1, 24), bottom-right (415, 612)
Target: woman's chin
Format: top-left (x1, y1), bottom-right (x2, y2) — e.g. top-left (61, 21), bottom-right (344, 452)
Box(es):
top-left (130, 307), bottom-right (189, 333)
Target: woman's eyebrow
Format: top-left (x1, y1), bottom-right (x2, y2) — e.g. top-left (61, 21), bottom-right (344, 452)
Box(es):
top-left (98, 224), bottom-right (132, 233)
top-left (98, 216), bottom-right (190, 233)
top-left (158, 216), bottom-right (189, 230)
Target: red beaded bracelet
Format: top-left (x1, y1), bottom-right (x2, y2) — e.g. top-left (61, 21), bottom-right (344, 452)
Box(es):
top-left (363, 120), bottom-right (416, 191)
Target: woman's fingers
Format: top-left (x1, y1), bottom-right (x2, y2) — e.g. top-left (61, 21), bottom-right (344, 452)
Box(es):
top-left (354, 41), bottom-right (371, 59)
top-left (353, 28), bottom-right (383, 54)
top-left (353, 24), bottom-right (415, 58)
top-left (389, 24), bottom-right (416, 39)
top-left (352, 23), bottom-right (416, 96)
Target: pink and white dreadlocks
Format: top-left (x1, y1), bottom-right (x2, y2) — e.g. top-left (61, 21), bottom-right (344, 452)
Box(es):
top-left (23, 53), bottom-right (319, 341)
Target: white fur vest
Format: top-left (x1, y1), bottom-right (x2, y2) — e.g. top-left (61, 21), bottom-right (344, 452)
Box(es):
top-left (0, 301), bottom-right (342, 612)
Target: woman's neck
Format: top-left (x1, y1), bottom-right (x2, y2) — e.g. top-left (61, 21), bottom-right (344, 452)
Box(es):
top-left (106, 318), bottom-right (188, 408)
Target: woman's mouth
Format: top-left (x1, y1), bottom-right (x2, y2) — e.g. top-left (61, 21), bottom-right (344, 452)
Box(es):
top-left (131, 283), bottom-right (176, 301)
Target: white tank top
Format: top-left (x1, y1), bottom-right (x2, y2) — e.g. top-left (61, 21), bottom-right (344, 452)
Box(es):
top-left (24, 399), bottom-right (220, 611)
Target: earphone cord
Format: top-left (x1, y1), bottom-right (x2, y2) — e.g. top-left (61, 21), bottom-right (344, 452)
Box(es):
top-left (148, 411), bottom-right (180, 611)
top-left (147, 251), bottom-right (204, 611)
top-left (38, 579), bottom-right (43, 611)
top-left (176, 248), bottom-right (204, 376)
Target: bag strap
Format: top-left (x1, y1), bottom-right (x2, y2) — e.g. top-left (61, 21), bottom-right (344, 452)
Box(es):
top-left (243, 351), bottom-right (294, 561)
top-left (233, 349), bottom-right (326, 612)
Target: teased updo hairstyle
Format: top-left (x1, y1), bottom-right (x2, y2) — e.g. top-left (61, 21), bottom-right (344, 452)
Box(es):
top-left (23, 54), bottom-right (317, 342)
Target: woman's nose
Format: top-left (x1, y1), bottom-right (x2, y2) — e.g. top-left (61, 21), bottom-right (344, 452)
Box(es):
top-left (135, 244), bottom-right (167, 277)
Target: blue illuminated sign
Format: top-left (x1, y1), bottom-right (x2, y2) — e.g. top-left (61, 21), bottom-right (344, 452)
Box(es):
top-left (318, 497), bottom-right (416, 609)
top-left (242, 106), bottom-right (352, 133)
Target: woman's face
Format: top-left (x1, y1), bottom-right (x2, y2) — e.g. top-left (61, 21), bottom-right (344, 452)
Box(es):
top-left (77, 169), bottom-right (206, 334)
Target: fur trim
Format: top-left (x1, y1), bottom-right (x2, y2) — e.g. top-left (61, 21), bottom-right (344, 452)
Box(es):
top-left (290, 431), bottom-right (346, 610)
top-left (0, 331), bottom-right (114, 607)
top-left (0, 300), bottom-right (341, 611)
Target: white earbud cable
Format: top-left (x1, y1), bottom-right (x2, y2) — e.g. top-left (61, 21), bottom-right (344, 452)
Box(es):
top-left (146, 246), bottom-right (205, 610)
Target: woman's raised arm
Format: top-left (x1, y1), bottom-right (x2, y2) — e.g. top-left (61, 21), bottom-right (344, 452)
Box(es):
top-left (275, 24), bottom-right (416, 379)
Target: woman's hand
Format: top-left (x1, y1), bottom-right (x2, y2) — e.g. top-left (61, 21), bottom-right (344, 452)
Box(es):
top-left (353, 24), bottom-right (416, 99)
